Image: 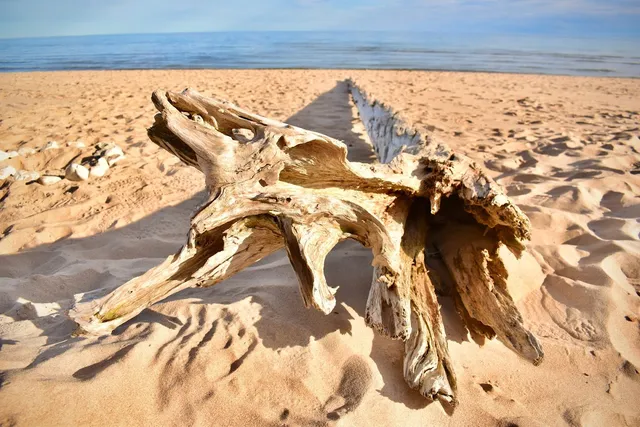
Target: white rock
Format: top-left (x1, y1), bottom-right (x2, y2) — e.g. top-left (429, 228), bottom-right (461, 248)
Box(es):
top-left (0, 151), bottom-right (9, 162)
top-left (103, 146), bottom-right (125, 166)
top-left (41, 141), bottom-right (60, 151)
top-left (7, 151), bottom-right (19, 159)
top-left (14, 170), bottom-right (40, 182)
top-left (0, 165), bottom-right (17, 179)
top-left (17, 147), bottom-right (36, 156)
top-left (107, 154), bottom-right (125, 166)
top-left (65, 163), bottom-right (89, 181)
top-left (69, 140), bottom-right (86, 148)
top-left (38, 175), bottom-right (62, 185)
top-left (90, 157), bottom-right (109, 177)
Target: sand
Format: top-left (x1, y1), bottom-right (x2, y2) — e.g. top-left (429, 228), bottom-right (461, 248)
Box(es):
top-left (0, 70), bottom-right (639, 426)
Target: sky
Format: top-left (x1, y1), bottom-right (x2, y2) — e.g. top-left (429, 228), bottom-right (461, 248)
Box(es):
top-left (1, 0), bottom-right (639, 39)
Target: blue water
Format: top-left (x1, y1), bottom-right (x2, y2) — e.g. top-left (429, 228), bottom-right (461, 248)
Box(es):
top-left (1, 32), bottom-right (639, 77)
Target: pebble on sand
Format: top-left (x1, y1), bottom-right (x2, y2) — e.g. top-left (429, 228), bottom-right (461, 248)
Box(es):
top-left (102, 145), bottom-right (125, 166)
top-left (65, 163), bottom-right (90, 181)
top-left (0, 151), bottom-right (9, 162)
top-left (68, 141), bottom-right (86, 148)
top-left (14, 170), bottom-right (41, 182)
top-left (38, 175), bottom-right (63, 185)
top-left (90, 157), bottom-right (110, 177)
top-left (18, 147), bottom-right (37, 156)
top-left (41, 141), bottom-right (60, 151)
top-left (0, 165), bottom-right (17, 179)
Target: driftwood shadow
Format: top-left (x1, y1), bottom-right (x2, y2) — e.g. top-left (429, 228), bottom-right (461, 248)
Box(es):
top-left (287, 80), bottom-right (377, 164)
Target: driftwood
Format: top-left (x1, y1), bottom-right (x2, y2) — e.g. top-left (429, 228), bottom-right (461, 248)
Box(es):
top-left (69, 80), bottom-right (543, 407)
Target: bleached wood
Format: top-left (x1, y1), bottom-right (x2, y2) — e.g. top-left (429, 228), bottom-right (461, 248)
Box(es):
top-left (69, 81), bottom-right (542, 407)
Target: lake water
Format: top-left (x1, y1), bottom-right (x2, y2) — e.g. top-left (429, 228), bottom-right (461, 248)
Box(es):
top-left (1, 32), bottom-right (639, 77)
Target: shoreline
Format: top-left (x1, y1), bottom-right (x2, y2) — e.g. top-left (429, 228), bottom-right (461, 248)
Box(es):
top-left (1, 68), bottom-right (638, 79)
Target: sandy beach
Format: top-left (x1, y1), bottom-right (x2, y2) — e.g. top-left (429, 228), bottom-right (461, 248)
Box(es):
top-left (0, 69), bottom-right (639, 426)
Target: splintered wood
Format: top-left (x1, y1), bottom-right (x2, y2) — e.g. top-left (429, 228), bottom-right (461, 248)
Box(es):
top-left (69, 80), bottom-right (543, 408)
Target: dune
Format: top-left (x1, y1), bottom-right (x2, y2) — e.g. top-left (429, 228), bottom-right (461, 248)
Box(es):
top-left (0, 70), bottom-right (639, 426)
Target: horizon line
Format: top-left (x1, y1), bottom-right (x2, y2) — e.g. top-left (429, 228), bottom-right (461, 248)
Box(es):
top-left (2, 29), bottom-right (640, 42)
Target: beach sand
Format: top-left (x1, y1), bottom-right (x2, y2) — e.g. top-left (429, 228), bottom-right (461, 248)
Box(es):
top-left (0, 70), bottom-right (639, 426)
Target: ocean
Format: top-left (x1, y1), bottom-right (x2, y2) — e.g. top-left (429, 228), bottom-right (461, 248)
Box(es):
top-left (0, 31), bottom-right (638, 77)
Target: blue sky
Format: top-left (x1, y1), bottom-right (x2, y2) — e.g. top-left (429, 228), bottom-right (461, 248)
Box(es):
top-left (1, 0), bottom-right (639, 39)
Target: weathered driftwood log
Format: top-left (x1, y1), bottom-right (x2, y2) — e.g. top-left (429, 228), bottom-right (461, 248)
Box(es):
top-left (69, 80), bottom-right (543, 407)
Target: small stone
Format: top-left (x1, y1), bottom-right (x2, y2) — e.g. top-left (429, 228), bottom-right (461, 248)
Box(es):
top-left (90, 157), bottom-right (109, 177)
top-left (0, 151), bottom-right (8, 162)
top-left (41, 141), bottom-right (60, 151)
top-left (68, 140), bottom-right (86, 148)
top-left (107, 154), bottom-right (125, 166)
top-left (38, 175), bottom-right (62, 185)
top-left (7, 151), bottom-right (19, 159)
top-left (65, 163), bottom-right (89, 181)
top-left (0, 165), bottom-right (17, 179)
top-left (102, 146), bottom-right (125, 166)
top-left (17, 147), bottom-right (37, 156)
top-left (14, 170), bottom-right (40, 182)
top-left (103, 145), bottom-right (124, 157)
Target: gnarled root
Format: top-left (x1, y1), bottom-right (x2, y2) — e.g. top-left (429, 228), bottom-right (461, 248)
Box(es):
top-left (69, 81), bottom-right (542, 409)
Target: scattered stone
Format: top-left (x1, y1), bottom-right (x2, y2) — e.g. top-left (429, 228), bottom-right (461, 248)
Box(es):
top-left (17, 146), bottom-right (37, 156)
top-left (41, 140), bottom-right (60, 151)
top-left (0, 151), bottom-right (8, 162)
top-left (102, 145), bottom-right (125, 166)
top-left (14, 170), bottom-right (40, 182)
top-left (68, 140), bottom-right (86, 148)
top-left (65, 163), bottom-right (90, 181)
top-left (38, 175), bottom-right (62, 185)
top-left (7, 151), bottom-right (19, 159)
top-left (0, 165), bottom-right (17, 179)
top-left (90, 157), bottom-right (109, 177)
top-left (93, 143), bottom-right (126, 166)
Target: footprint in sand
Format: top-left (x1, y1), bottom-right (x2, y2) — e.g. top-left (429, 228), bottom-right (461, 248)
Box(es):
top-left (621, 360), bottom-right (640, 381)
top-left (497, 416), bottom-right (547, 427)
top-left (323, 355), bottom-right (373, 421)
top-left (564, 405), bottom-right (639, 427)
top-left (477, 380), bottom-right (523, 408)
